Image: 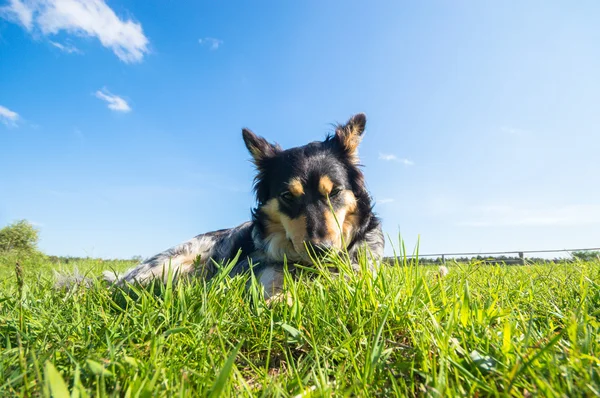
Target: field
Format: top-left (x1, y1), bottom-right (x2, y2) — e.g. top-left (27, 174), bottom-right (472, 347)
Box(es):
top-left (1, 252), bottom-right (599, 397)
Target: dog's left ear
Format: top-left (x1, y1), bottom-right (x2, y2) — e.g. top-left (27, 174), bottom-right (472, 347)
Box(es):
top-left (334, 113), bottom-right (367, 161)
top-left (242, 128), bottom-right (281, 166)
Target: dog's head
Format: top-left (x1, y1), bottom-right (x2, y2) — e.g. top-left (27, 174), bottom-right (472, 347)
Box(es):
top-left (243, 113), bottom-right (374, 263)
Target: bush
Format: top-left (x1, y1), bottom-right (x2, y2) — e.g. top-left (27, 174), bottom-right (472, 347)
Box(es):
top-left (573, 250), bottom-right (600, 261)
top-left (0, 219), bottom-right (40, 254)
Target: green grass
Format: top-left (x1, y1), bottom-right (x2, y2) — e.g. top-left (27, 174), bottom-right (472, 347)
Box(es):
top-left (1, 251), bottom-right (599, 397)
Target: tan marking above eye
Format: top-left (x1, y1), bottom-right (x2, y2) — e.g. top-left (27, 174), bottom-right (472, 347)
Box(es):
top-left (318, 175), bottom-right (334, 197)
top-left (288, 178), bottom-right (304, 197)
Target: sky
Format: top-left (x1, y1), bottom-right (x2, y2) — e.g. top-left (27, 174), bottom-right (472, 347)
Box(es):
top-left (1, 0), bottom-right (599, 259)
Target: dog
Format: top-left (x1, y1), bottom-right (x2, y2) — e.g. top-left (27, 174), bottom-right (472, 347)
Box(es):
top-left (101, 113), bottom-right (384, 298)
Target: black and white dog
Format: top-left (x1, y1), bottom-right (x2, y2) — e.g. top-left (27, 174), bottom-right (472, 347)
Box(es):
top-left (102, 113), bottom-right (384, 297)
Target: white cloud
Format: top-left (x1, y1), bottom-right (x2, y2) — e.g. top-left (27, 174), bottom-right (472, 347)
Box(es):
top-left (199, 37), bottom-right (223, 50)
top-left (379, 153), bottom-right (397, 161)
top-left (94, 89), bottom-right (131, 112)
top-left (377, 198), bottom-right (395, 204)
top-left (1, 0), bottom-right (149, 63)
top-left (379, 152), bottom-right (414, 166)
top-left (49, 40), bottom-right (81, 54)
top-left (0, 105), bottom-right (20, 127)
top-left (1, 0), bottom-right (33, 29)
top-left (500, 126), bottom-right (531, 136)
top-left (459, 204), bottom-right (600, 227)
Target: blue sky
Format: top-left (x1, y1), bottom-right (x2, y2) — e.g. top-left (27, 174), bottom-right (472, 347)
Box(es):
top-left (1, 0), bottom-right (599, 259)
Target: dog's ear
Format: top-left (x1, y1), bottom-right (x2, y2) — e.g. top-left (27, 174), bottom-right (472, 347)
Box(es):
top-left (242, 128), bottom-right (281, 165)
top-left (334, 113), bottom-right (366, 161)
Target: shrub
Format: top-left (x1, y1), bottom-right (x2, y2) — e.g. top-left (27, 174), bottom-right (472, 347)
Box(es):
top-left (573, 250), bottom-right (600, 261)
top-left (0, 219), bottom-right (40, 254)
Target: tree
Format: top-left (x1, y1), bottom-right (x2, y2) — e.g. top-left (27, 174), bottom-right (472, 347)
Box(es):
top-left (572, 250), bottom-right (600, 261)
top-left (0, 220), bottom-right (40, 254)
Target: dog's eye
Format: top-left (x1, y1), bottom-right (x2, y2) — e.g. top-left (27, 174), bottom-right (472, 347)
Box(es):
top-left (329, 187), bottom-right (343, 197)
top-left (280, 191), bottom-right (294, 202)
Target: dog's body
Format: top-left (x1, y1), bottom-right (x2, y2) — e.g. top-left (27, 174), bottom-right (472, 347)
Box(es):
top-left (102, 113), bottom-right (384, 297)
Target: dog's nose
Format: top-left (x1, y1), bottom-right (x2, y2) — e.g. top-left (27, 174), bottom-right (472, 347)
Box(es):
top-left (307, 241), bottom-right (334, 257)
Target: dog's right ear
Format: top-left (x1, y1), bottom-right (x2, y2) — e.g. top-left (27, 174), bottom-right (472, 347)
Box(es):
top-left (333, 113), bottom-right (367, 163)
top-left (242, 128), bottom-right (281, 165)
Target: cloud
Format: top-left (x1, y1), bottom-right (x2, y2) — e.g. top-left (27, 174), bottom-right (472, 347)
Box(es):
top-left (49, 40), bottom-right (81, 54)
top-left (459, 204), bottom-right (600, 227)
top-left (0, 0), bottom-right (149, 63)
top-left (94, 89), bottom-right (131, 112)
top-left (379, 152), bottom-right (414, 166)
top-left (1, 0), bottom-right (33, 29)
top-left (0, 105), bottom-right (20, 127)
top-left (199, 37), bottom-right (223, 50)
top-left (377, 198), bottom-right (395, 204)
top-left (378, 153), bottom-right (397, 161)
top-left (500, 126), bottom-right (531, 136)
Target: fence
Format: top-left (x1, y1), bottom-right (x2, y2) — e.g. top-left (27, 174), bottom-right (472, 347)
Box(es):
top-left (391, 247), bottom-right (600, 265)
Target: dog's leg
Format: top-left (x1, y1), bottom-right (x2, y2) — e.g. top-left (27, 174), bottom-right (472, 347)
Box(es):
top-left (105, 222), bottom-right (255, 287)
top-left (105, 234), bottom-right (220, 286)
top-left (254, 264), bottom-right (287, 300)
top-left (349, 222), bottom-right (385, 272)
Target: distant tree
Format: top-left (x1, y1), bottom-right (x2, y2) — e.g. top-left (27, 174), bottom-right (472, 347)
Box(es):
top-left (0, 220), bottom-right (40, 254)
top-left (572, 251), bottom-right (600, 261)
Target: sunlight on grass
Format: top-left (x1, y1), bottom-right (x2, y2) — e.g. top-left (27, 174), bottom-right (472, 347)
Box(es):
top-left (1, 249), bottom-right (599, 396)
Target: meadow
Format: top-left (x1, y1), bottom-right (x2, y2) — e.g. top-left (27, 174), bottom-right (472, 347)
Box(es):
top-left (1, 251), bottom-right (599, 397)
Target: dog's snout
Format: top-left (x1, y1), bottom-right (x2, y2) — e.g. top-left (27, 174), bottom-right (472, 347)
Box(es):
top-left (306, 206), bottom-right (330, 240)
top-left (307, 240), bottom-right (335, 257)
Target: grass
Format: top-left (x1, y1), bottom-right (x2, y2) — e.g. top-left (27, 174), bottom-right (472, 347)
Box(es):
top-left (1, 250), bottom-right (599, 397)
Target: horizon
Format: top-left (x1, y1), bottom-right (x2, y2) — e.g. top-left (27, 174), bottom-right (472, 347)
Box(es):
top-left (1, 1), bottom-right (599, 259)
